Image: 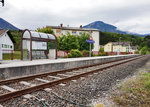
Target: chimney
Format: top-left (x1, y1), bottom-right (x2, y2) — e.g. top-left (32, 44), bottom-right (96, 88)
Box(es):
top-left (60, 24), bottom-right (63, 28)
top-left (80, 25), bottom-right (82, 29)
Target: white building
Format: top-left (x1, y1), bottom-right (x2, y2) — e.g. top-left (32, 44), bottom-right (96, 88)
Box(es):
top-left (131, 46), bottom-right (138, 54)
top-left (47, 24), bottom-right (100, 52)
top-left (0, 29), bottom-right (15, 53)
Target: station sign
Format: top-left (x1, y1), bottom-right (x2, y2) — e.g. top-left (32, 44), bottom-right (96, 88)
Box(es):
top-left (86, 40), bottom-right (95, 43)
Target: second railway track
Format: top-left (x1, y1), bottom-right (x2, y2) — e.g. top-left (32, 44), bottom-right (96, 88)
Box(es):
top-left (0, 55), bottom-right (144, 102)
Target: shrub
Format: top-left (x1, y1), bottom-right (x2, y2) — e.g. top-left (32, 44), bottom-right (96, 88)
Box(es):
top-left (141, 46), bottom-right (148, 55)
top-left (97, 52), bottom-right (108, 56)
top-left (134, 50), bottom-right (139, 54)
top-left (99, 48), bottom-right (104, 52)
top-left (67, 49), bottom-right (83, 58)
top-left (67, 53), bottom-right (72, 58)
top-left (82, 50), bottom-right (89, 57)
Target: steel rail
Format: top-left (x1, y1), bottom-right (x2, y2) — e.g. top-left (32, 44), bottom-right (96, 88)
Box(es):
top-left (0, 55), bottom-right (144, 102)
top-left (0, 56), bottom-right (138, 85)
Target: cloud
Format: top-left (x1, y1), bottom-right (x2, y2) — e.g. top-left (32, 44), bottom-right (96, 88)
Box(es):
top-left (0, 0), bottom-right (150, 34)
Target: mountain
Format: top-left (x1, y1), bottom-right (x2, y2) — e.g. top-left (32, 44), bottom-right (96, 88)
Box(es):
top-left (0, 18), bottom-right (19, 30)
top-left (83, 21), bottom-right (146, 37)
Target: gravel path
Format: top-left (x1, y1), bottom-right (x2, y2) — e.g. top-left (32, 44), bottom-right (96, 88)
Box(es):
top-left (1, 55), bottom-right (149, 107)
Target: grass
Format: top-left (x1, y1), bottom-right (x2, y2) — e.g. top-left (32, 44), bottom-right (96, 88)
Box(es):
top-left (113, 72), bottom-right (150, 106)
top-left (3, 51), bottom-right (21, 60)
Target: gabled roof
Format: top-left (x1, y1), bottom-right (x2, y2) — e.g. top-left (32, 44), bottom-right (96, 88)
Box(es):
top-left (0, 29), bottom-right (8, 37)
top-left (47, 25), bottom-right (99, 31)
top-left (112, 42), bottom-right (130, 46)
top-left (0, 29), bottom-right (15, 43)
top-left (131, 46), bottom-right (138, 50)
top-left (0, 18), bottom-right (19, 30)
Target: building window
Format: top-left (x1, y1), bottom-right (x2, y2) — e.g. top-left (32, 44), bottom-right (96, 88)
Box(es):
top-left (56, 29), bottom-right (61, 33)
top-left (10, 46), bottom-right (13, 49)
top-left (72, 30), bottom-right (76, 34)
top-left (79, 32), bottom-right (82, 35)
top-left (126, 46), bottom-right (129, 52)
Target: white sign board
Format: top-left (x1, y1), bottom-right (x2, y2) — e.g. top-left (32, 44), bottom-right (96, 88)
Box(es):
top-left (0, 43), bottom-right (2, 62)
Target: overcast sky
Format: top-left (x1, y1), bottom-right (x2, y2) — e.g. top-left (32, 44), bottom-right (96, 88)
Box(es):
top-left (0, 0), bottom-right (150, 34)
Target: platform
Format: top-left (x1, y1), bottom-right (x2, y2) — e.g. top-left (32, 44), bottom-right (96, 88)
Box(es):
top-left (0, 55), bottom-right (138, 80)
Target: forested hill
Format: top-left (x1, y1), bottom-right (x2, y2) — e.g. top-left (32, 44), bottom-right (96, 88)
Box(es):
top-left (84, 21), bottom-right (126, 34)
top-left (83, 21), bottom-right (146, 37)
top-left (100, 32), bottom-right (146, 49)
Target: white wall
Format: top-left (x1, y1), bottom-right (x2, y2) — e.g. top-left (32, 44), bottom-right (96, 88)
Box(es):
top-left (48, 49), bottom-right (56, 59)
top-left (0, 33), bottom-right (14, 53)
top-left (91, 31), bottom-right (99, 51)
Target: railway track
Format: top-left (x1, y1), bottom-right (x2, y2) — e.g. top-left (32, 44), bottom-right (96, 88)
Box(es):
top-left (0, 55), bottom-right (144, 103)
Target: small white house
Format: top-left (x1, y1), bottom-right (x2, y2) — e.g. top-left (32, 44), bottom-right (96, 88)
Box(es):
top-left (0, 29), bottom-right (15, 54)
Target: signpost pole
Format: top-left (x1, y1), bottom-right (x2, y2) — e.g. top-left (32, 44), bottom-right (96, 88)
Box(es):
top-left (86, 36), bottom-right (95, 57)
top-left (89, 43), bottom-right (91, 57)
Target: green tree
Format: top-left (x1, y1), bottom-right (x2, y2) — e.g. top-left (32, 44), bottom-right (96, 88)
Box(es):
top-left (100, 31), bottom-right (144, 49)
top-left (99, 47), bottom-right (104, 52)
top-left (58, 32), bottom-right (79, 51)
top-left (36, 27), bottom-right (56, 49)
top-left (67, 49), bottom-right (83, 58)
top-left (36, 27), bottom-right (54, 34)
top-left (9, 30), bottom-right (22, 51)
top-left (144, 35), bottom-right (150, 50)
top-left (141, 46), bottom-right (148, 55)
top-left (77, 32), bottom-right (94, 51)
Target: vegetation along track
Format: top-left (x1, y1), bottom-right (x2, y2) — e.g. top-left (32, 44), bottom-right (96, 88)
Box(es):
top-left (0, 55), bottom-right (144, 102)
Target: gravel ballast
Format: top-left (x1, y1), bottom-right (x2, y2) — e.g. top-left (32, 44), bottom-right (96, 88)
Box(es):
top-left (1, 55), bottom-right (149, 107)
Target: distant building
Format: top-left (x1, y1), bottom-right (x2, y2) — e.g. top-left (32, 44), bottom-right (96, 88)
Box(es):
top-left (0, 29), bottom-right (15, 53)
top-left (47, 24), bottom-right (100, 52)
top-left (104, 42), bottom-right (131, 53)
top-left (131, 46), bottom-right (138, 53)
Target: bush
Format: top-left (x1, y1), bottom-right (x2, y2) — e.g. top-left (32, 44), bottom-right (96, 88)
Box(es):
top-left (141, 47), bottom-right (148, 55)
top-left (99, 48), bottom-right (104, 52)
top-left (67, 49), bottom-right (83, 58)
top-left (82, 50), bottom-right (89, 57)
top-left (97, 52), bottom-right (108, 56)
top-left (134, 50), bottom-right (139, 54)
top-left (67, 53), bottom-right (72, 58)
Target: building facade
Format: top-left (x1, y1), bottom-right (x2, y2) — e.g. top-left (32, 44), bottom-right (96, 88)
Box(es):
top-left (47, 24), bottom-right (100, 52)
top-left (130, 46), bottom-right (138, 54)
top-left (0, 29), bottom-right (14, 53)
top-left (104, 42), bottom-right (131, 53)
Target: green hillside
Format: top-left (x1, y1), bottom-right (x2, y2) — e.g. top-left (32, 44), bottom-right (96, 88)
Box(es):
top-left (100, 31), bottom-right (150, 54)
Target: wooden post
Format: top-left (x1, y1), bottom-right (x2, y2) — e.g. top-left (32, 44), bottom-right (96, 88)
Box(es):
top-left (11, 50), bottom-right (13, 60)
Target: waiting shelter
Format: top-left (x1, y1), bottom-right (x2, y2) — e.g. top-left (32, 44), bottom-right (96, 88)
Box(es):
top-left (21, 29), bottom-right (57, 60)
